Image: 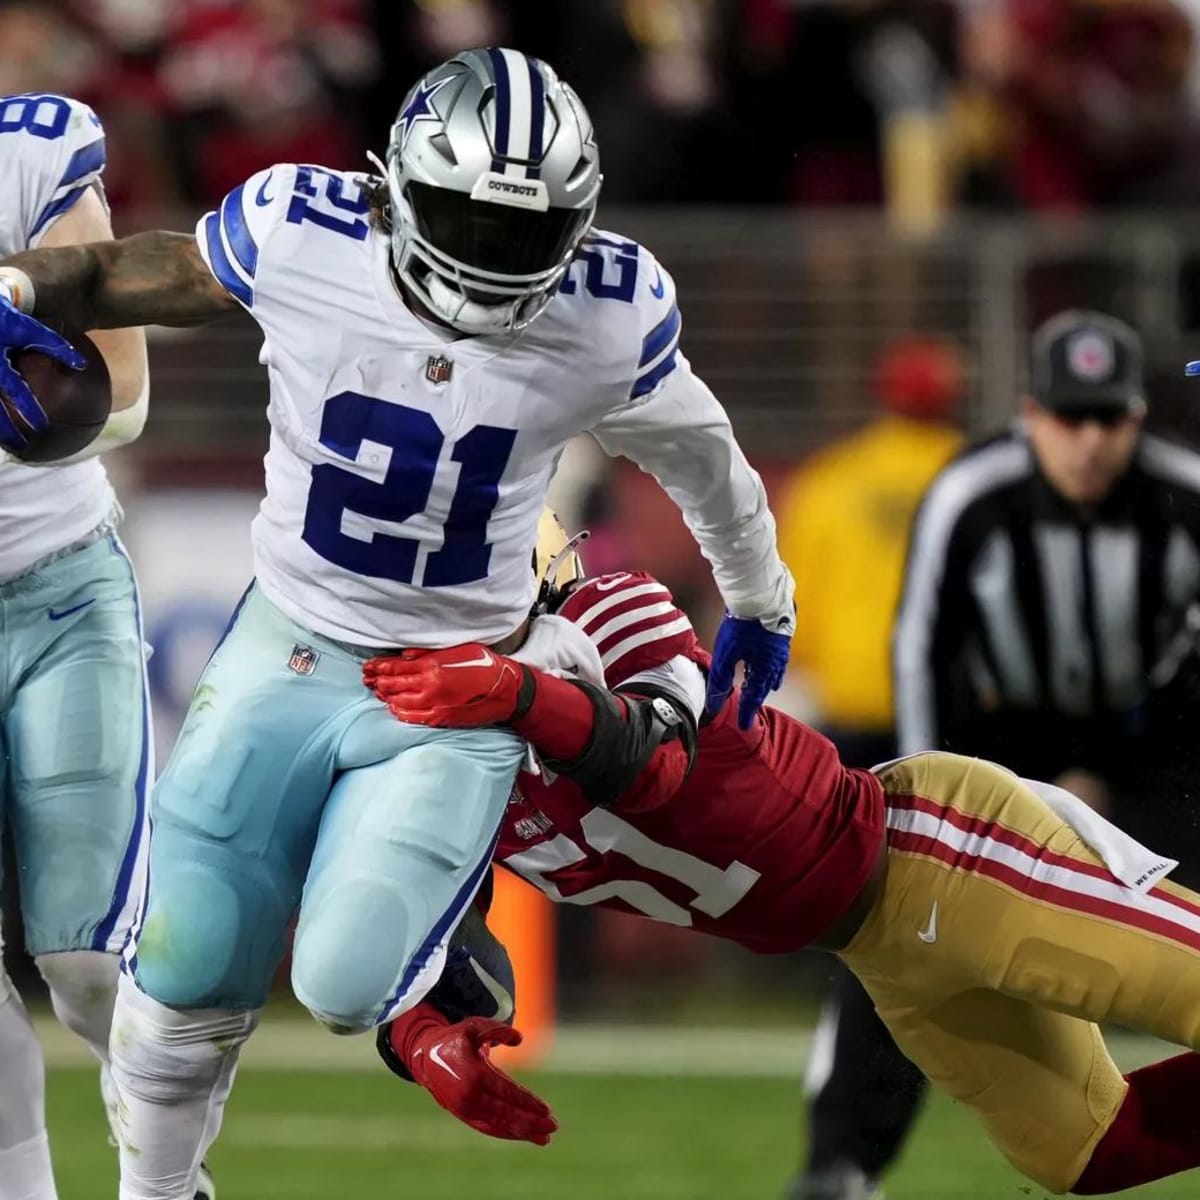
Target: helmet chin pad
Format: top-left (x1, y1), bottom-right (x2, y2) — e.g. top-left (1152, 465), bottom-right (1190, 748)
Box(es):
top-left (426, 274), bottom-right (520, 334)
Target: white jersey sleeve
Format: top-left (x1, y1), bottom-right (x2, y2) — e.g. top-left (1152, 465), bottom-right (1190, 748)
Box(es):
top-left (626, 246), bottom-right (684, 402)
top-left (0, 93), bottom-right (107, 252)
top-left (585, 242), bottom-right (795, 629)
top-left (195, 163), bottom-right (297, 310)
top-left (195, 162), bottom-right (376, 310)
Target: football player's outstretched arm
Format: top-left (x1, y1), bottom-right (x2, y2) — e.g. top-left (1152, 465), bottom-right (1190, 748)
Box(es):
top-left (592, 361), bottom-right (796, 727)
top-left (38, 187), bottom-right (149, 414)
top-left (377, 898), bottom-right (557, 1146)
top-left (364, 647), bottom-right (696, 813)
top-left (593, 365), bottom-right (792, 617)
top-left (21, 186), bottom-right (152, 464)
top-left (1, 230), bottom-right (238, 330)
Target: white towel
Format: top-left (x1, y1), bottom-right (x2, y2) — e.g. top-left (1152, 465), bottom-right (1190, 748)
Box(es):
top-left (510, 613), bottom-right (604, 684)
top-left (1023, 777), bottom-right (1177, 893)
top-left (509, 614), bottom-right (605, 777)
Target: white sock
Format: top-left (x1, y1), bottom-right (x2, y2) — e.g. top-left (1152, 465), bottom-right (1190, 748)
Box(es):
top-left (0, 1134), bottom-right (56, 1200)
top-left (108, 973), bottom-right (257, 1200)
top-left (99, 1063), bottom-right (120, 1148)
top-left (35, 951), bottom-right (120, 1146)
top-left (0, 980), bottom-right (57, 1200)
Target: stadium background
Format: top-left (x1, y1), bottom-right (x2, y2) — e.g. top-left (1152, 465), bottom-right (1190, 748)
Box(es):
top-left (9, 1), bottom-right (1200, 1196)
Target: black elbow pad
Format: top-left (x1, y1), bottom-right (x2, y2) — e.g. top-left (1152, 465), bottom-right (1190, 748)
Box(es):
top-left (543, 679), bottom-right (698, 807)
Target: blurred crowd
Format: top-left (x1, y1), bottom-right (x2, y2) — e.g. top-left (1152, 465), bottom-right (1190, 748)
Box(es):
top-left (6, 0), bottom-right (1200, 220)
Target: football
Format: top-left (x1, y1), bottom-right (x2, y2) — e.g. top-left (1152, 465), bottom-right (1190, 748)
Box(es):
top-left (1, 328), bottom-right (111, 464)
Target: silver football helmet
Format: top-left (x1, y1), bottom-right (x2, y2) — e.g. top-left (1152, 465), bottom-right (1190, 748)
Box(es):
top-left (384, 48), bottom-right (602, 336)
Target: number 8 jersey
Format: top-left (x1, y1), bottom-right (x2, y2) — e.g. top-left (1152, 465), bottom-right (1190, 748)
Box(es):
top-left (0, 94), bottom-right (113, 579)
top-left (196, 162), bottom-right (781, 647)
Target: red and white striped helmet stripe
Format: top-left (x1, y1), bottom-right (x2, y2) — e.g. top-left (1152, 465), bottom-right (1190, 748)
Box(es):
top-left (560, 572), bottom-right (700, 684)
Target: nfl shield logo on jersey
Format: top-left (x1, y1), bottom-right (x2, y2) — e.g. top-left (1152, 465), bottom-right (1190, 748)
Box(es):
top-left (287, 644), bottom-right (320, 676)
top-left (425, 354), bottom-right (454, 385)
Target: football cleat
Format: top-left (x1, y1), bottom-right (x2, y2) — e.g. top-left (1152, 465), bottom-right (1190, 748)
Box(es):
top-left (195, 1160), bottom-right (216, 1200)
top-left (786, 1163), bottom-right (883, 1200)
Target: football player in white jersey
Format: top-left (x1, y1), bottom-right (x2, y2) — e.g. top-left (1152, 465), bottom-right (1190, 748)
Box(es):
top-left (0, 51), bottom-right (794, 1200)
top-left (0, 93), bottom-right (195, 1200)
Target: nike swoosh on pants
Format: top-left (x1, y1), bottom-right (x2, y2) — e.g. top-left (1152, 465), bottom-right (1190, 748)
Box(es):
top-left (47, 598), bottom-right (95, 621)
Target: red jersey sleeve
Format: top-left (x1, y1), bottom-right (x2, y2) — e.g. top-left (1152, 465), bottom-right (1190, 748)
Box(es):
top-left (558, 572), bottom-right (702, 687)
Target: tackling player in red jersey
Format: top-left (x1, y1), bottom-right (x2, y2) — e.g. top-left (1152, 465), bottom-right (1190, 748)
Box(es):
top-left (364, 521), bottom-right (1200, 1196)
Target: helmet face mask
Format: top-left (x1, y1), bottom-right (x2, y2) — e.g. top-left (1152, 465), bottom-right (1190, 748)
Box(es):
top-left (532, 508), bottom-right (587, 615)
top-left (385, 49), bottom-right (602, 336)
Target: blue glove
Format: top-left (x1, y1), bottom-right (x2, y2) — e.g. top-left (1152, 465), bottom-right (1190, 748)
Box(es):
top-left (705, 613), bottom-right (792, 730)
top-left (0, 294), bottom-right (85, 451)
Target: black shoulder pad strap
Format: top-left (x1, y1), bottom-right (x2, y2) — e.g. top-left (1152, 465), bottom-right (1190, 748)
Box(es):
top-left (543, 678), bottom-right (697, 807)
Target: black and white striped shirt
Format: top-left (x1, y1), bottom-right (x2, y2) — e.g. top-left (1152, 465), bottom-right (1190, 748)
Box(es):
top-left (894, 430), bottom-right (1200, 776)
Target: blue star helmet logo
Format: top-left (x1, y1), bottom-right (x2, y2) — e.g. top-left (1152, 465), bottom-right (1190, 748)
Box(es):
top-left (394, 75), bottom-right (453, 153)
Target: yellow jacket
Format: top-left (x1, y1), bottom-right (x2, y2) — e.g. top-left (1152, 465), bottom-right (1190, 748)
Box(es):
top-left (778, 415), bottom-right (962, 730)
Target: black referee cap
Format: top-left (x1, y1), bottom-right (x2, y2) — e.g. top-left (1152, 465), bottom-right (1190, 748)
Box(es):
top-left (1030, 310), bottom-right (1145, 414)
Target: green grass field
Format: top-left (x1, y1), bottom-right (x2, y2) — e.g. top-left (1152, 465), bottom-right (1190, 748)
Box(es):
top-left (38, 1026), bottom-right (1200, 1200)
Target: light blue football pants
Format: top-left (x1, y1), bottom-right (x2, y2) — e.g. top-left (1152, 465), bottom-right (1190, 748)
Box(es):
top-left (0, 533), bottom-right (151, 955)
top-left (125, 584), bottom-right (524, 1029)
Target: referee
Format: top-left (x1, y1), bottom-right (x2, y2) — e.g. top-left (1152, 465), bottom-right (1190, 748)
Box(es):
top-left (794, 310), bottom-right (1200, 1200)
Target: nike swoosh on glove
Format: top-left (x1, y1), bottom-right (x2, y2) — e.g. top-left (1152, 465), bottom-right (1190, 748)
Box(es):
top-left (363, 644), bottom-right (534, 728)
top-left (705, 613), bottom-right (792, 730)
top-left (0, 293), bottom-right (85, 451)
top-left (383, 1003), bottom-right (558, 1145)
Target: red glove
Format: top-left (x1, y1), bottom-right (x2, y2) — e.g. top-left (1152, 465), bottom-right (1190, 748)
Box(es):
top-left (363, 645), bottom-right (532, 728)
top-left (386, 1002), bottom-right (558, 1145)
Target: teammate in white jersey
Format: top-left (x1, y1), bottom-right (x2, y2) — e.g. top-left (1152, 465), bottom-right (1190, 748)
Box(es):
top-left (0, 93), bottom-right (189, 1200)
top-left (0, 52), bottom-right (794, 1200)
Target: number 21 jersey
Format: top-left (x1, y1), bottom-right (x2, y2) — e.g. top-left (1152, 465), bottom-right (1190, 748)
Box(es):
top-left (195, 163), bottom-right (695, 647)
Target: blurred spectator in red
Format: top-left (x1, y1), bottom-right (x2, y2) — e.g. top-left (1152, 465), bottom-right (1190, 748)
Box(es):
top-left (0, 2), bottom-right (180, 217)
top-left (960, 0), bottom-right (1197, 212)
top-left (156, 0), bottom-right (380, 204)
top-left (61, 0), bottom-right (181, 217)
top-left (0, 2), bottom-right (98, 98)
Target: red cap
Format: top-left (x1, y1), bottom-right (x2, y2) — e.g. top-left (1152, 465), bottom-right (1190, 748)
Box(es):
top-left (873, 336), bottom-right (964, 420)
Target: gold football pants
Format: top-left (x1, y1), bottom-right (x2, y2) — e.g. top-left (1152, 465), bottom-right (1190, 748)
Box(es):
top-left (840, 752), bottom-right (1200, 1194)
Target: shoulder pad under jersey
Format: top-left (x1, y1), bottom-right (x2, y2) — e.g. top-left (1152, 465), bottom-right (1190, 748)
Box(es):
top-left (195, 162), bottom-right (376, 310)
top-left (555, 230), bottom-right (683, 404)
top-left (559, 570), bottom-right (699, 686)
top-left (0, 93), bottom-right (107, 247)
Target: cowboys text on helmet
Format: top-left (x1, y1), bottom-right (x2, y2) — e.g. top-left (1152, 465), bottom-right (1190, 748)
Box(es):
top-left (386, 48), bottom-right (602, 336)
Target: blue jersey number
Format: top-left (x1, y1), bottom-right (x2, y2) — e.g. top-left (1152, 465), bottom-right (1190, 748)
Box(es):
top-left (302, 391), bottom-right (516, 587)
top-left (0, 95), bottom-right (71, 140)
top-left (286, 166), bottom-right (370, 241)
top-left (560, 237), bottom-right (638, 302)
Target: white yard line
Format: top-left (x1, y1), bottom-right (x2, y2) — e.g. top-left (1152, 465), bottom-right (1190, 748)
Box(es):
top-left (31, 1014), bottom-right (1176, 1078)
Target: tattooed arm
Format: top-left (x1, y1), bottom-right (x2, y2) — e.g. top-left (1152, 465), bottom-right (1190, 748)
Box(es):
top-left (2, 232), bottom-right (237, 329)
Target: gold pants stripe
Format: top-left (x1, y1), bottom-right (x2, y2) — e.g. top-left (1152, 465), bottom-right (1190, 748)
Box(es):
top-left (840, 752), bottom-right (1200, 1194)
